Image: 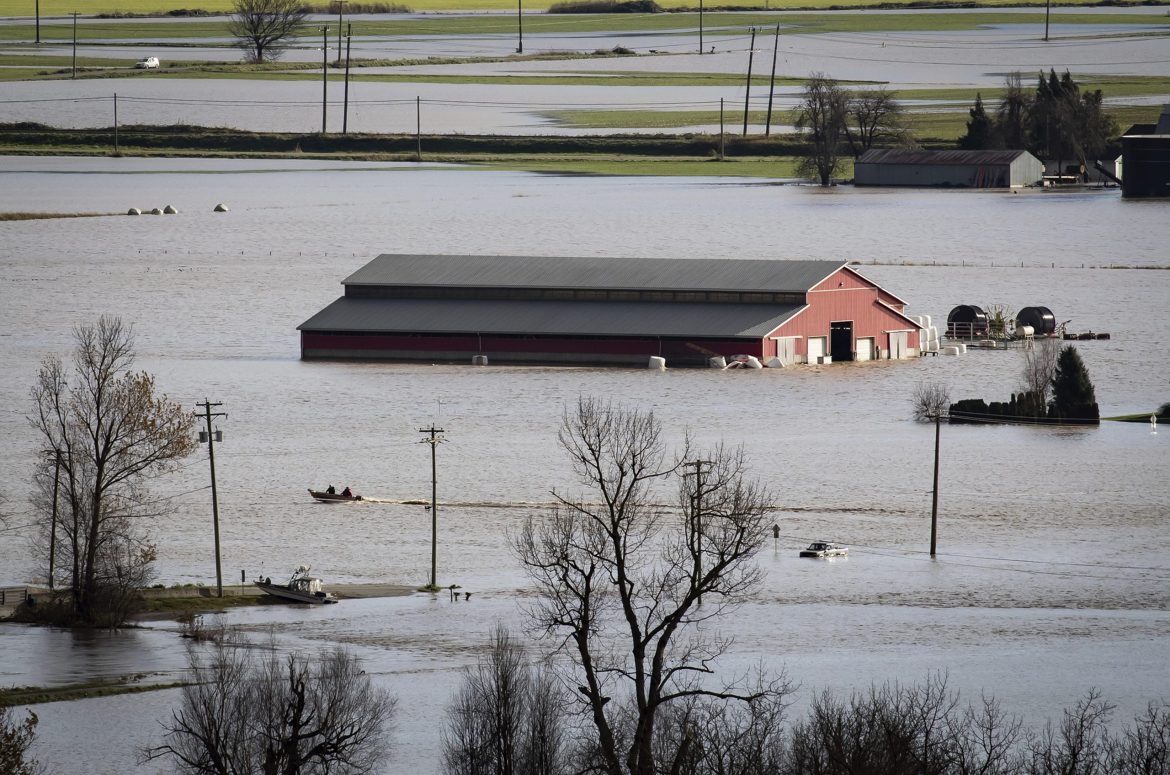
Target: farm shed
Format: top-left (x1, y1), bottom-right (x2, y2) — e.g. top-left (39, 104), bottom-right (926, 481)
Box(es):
top-left (1121, 104), bottom-right (1170, 199)
top-left (298, 255), bottom-right (923, 367)
top-left (854, 149), bottom-right (1044, 188)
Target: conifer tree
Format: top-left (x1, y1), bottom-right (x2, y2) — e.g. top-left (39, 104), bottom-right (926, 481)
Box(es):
top-left (959, 93), bottom-right (1000, 150)
top-left (1049, 345), bottom-right (1099, 422)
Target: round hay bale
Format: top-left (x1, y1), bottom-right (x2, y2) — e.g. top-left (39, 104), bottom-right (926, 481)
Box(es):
top-left (127, 208), bottom-right (141, 215)
top-left (150, 207), bottom-right (163, 215)
top-left (214, 203), bottom-right (229, 212)
top-left (163, 205), bottom-right (178, 214)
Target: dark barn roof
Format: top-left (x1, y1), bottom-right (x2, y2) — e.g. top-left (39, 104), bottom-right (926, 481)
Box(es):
top-left (298, 298), bottom-right (804, 339)
top-left (856, 149), bottom-right (1035, 166)
top-left (343, 255), bottom-right (843, 294)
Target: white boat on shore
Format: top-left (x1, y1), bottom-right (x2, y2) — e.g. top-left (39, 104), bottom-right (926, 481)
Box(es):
top-left (254, 566), bottom-right (339, 604)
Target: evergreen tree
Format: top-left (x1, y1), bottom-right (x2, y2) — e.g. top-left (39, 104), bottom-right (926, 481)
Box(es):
top-left (997, 72), bottom-right (1030, 149)
top-left (1049, 345), bottom-right (1099, 422)
top-left (959, 93), bottom-right (1000, 150)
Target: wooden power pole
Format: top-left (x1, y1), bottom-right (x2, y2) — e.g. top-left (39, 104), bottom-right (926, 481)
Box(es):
top-left (419, 424), bottom-right (446, 589)
top-left (930, 411), bottom-right (940, 558)
top-left (196, 399), bottom-right (227, 596)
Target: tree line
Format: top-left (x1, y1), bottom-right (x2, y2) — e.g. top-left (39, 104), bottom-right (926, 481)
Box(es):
top-left (959, 71), bottom-right (1119, 174)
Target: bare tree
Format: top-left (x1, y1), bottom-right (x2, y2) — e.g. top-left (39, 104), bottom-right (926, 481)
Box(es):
top-left (0, 707), bottom-right (41, 775)
top-left (1020, 337), bottom-right (1060, 406)
top-left (785, 675), bottom-right (1025, 775)
top-left (912, 382), bottom-right (951, 423)
top-left (228, 0), bottom-right (309, 64)
top-left (1025, 689), bottom-right (1114, 775)
top-left (443, 624), bottom-right (569, 775)
top-left (844, 87), bottom-right (910, 155)
top-left (948, 694), bottom-right (1025, 775)
top-left (144, 643), bottom-right (396, 774)
top-left (795, 73), bottom-right (851, 185)
top-left (29, 316), bottom-right (196, 626)
top-left (1104, 702), bottom-right (1170, 774)
top-left (514, 397), bottom-right (785, 775)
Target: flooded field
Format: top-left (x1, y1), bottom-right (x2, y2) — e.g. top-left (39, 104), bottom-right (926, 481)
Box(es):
top-left (1, 157), bottom-right (1168, 773)
top-left (2, 9), bottom-right (1168, 132)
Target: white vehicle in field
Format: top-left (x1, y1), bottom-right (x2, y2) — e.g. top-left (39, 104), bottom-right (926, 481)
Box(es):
top-left (135, 56), bottom-right (160, 69)
top-left (799, 542), bottom-right (849, 558)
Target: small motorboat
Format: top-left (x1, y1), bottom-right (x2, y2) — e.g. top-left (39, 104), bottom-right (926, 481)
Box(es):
top-left (308, 488), bottom-right (362, 502)
top-left (799, 542), bottom-right (848, 558)
top-left (254, 566), bottom-right (339, 604)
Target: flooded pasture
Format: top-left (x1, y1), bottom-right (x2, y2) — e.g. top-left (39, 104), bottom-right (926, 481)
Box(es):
top-left (0, 157), bottom-right (1168, 773)
top-left (2, 9), bottom-right (1168, 132)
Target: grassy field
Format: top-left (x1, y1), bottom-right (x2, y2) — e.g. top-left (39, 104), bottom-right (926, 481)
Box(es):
top-left (0, 676), bottom-right (187, 706)
top-left (3, 9), bottom-right (1168, 42)
top-left (2, 0), bottom-right (1157, 16)
top-left (470, 154), bottom-right (808, 175)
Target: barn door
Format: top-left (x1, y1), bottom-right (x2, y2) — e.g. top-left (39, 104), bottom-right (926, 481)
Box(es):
top-left (775, 337), bottom-right (797, 366)
top-left (856, 337), bottom-right (874, 361)
top-left (889, 331), bottom-right (908, 360)
top-left (807, 337), bottom-right (826, 364)
top-left (830, 322), bottom-right (854, 362)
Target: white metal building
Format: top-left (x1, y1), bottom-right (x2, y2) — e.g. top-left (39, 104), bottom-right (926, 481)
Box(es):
top-left (854, 149), bottom-right (1044, 188)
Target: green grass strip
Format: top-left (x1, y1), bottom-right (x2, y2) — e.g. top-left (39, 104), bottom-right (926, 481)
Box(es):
top-left (470, 154), bottom-right (807, 176)
top-left (0, 676), bottom-right (188, 706)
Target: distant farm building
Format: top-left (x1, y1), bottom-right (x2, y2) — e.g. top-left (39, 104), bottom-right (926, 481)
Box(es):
top-left (854, 149), bottom-right (1044, 188)
top-left (298, 255), bottom-right (924, 368)
top-left (1121, 104), bottom-right (1170, 199)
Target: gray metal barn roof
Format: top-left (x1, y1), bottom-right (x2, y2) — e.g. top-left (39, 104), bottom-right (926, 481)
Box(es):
top-left (298, 298), bottom-right (804, 339)
top-left (342, 255), bottom-right (843, 294)
top-left (856, 149), bottom-right (1034, 166)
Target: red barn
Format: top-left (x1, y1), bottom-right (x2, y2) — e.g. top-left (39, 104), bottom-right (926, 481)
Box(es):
top-left (298, 255), bottom-right (922, 367)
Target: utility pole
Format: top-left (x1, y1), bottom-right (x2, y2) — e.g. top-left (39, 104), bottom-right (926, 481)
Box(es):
top-left (113, 93), bottom-right (118, 153)
top-left (699, 0), bottom-right (704, 54)
top-left (1044, 0), bottom-right (1050, 42)
top-left (47, 449), bottom-right (63, 590)
top-left (343, 23), bottom-right (351, 134)
top-left (416, 95), bottom-right (421, 160)
top-left (743, 26), bottom-right (756, 136)
top-left (765, 23), bottom-right (779, 136)
top-left (71, 12), bottom-right (78, 79)
top-left (930, 411), bottom-right (941, 558)
top-left (196, 400), bottom-right (227, 596)
top-left (336, 0), bottom-right (346, 64)
top-left (321, 25), bottom-right (328, 133)
top-left (683, 459), bottom-right (713, 605)
top-left (35, 0), bottom-right (40, 44)
top-left (419, 424), bottom-right (446, 590)
top-left (516, 0), bottom-right (523, 53)
top-left (719, 97), bottom-right (725, 159)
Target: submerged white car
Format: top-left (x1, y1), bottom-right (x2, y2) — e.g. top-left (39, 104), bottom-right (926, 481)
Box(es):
top-left (799, 542), bottom-right (849, 558)
top-left (135, 56), bottom-right (160, 69)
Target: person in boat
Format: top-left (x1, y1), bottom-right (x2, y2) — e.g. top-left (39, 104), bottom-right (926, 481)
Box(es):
top-left (342, 486), bottom-right (352, 497)
top-left (326, 485), bottom-right (336, 495)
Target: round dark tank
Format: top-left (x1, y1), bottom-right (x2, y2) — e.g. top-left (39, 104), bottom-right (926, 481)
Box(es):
top-left (1016, 306), bottom-right (1056, 335)
top-left (947, 305), bottom-right (989, 336)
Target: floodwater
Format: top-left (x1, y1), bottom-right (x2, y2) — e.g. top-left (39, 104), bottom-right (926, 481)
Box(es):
top-left (2, 10), bottom-right (1168, 133)
top-left (1, 156), bottom-right (1168, 773)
